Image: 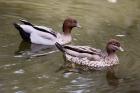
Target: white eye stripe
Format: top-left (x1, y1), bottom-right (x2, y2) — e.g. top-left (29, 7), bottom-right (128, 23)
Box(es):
top-left (112, 45), bottom-right (119, 48)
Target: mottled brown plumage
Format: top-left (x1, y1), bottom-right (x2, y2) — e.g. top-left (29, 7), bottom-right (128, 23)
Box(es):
top-left (56, 39), bottom-right (124, 69)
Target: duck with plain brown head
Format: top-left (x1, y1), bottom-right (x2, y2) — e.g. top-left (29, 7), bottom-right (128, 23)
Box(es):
top-left (13, 17), bottom-right (81, 45)
top-left (62, 17), bottom-right (81, 35)
top-left (55, 39), bottom-right (124, 69)
top-left (56, 17), bottom-right (81, 44)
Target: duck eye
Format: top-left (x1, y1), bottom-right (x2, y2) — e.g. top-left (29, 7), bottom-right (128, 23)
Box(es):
top-left (113, 43), bottom-right (120, 47)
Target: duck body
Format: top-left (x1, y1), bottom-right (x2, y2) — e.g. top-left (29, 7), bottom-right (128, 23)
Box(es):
top-left (14, 18), bottom-right (80, 45)
top-left (65, 51), bottom-right (119, 68)
top-left (55, 39), bottom-right (123, 69)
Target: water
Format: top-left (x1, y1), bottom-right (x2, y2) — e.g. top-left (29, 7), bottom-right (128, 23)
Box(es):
top-left (0, 0), bottom-right (140, 93)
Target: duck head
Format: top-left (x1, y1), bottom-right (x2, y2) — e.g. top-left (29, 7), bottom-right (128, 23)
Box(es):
top-left (63, 17), bottom-right (81, 35)
top-left (106, 39), bottom-right (124, 55)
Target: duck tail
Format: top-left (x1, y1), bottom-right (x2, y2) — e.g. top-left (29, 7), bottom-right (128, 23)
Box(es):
top-left (13, 23), bottom-right (31, 42)
top-left (19, 19), bottom-right (34, 26)
top-left (13, 23), bottom-right (23, 33)
top-left (55, 42), bottom-right (65, 53)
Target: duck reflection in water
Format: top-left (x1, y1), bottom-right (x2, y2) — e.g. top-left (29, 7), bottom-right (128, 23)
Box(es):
top-left (14, 40), bottom-right (58, 58)
top-left (106, 67), bottom-right (120, 87)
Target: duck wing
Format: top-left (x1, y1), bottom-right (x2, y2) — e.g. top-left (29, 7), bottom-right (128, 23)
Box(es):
top-left (33, 25), bottom-right (57, 37)
top-left (19, 19), bottom-right (57, 37)
top-left (30, 32), bottom-right (56, 45)
top-left (19, 19), bottom-right (34, 26)
top-left (64, 45), bottom-right (101, 55)
top-left (55, 43), bottom-right (101, 58)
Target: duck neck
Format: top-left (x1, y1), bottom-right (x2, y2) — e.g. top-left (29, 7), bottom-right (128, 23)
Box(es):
top-left (63, 25), bottom-right (72, 35)
top-left (106, 47), bottom-right (116, 56)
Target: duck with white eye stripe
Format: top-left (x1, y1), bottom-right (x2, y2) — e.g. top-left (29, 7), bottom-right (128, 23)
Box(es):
top-left (13, 17), bottom-right (81, 45)
top-left (55, 39), bottom-right (124, 69)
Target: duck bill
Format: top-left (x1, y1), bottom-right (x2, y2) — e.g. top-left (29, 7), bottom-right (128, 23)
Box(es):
top-left (118, 46), bottom-right (124, 52)
top-left (76, 23), bottom-right (81, 28)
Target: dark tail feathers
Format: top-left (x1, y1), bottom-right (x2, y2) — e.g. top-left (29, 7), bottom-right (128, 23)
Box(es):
top-left (19, 19), bottom-right (34, 26)
top-left (13, 23), bottom-right (31, 42)
top-left (55, 42), bottom-right (65, 53)
top-left (13, 23), bottom-right (20, 29)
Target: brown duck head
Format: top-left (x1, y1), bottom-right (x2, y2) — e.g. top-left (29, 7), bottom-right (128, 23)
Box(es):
top-left (106, 39), bottom-right (124, 55)
top-left (62, 17), bottom-right (81, 35)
